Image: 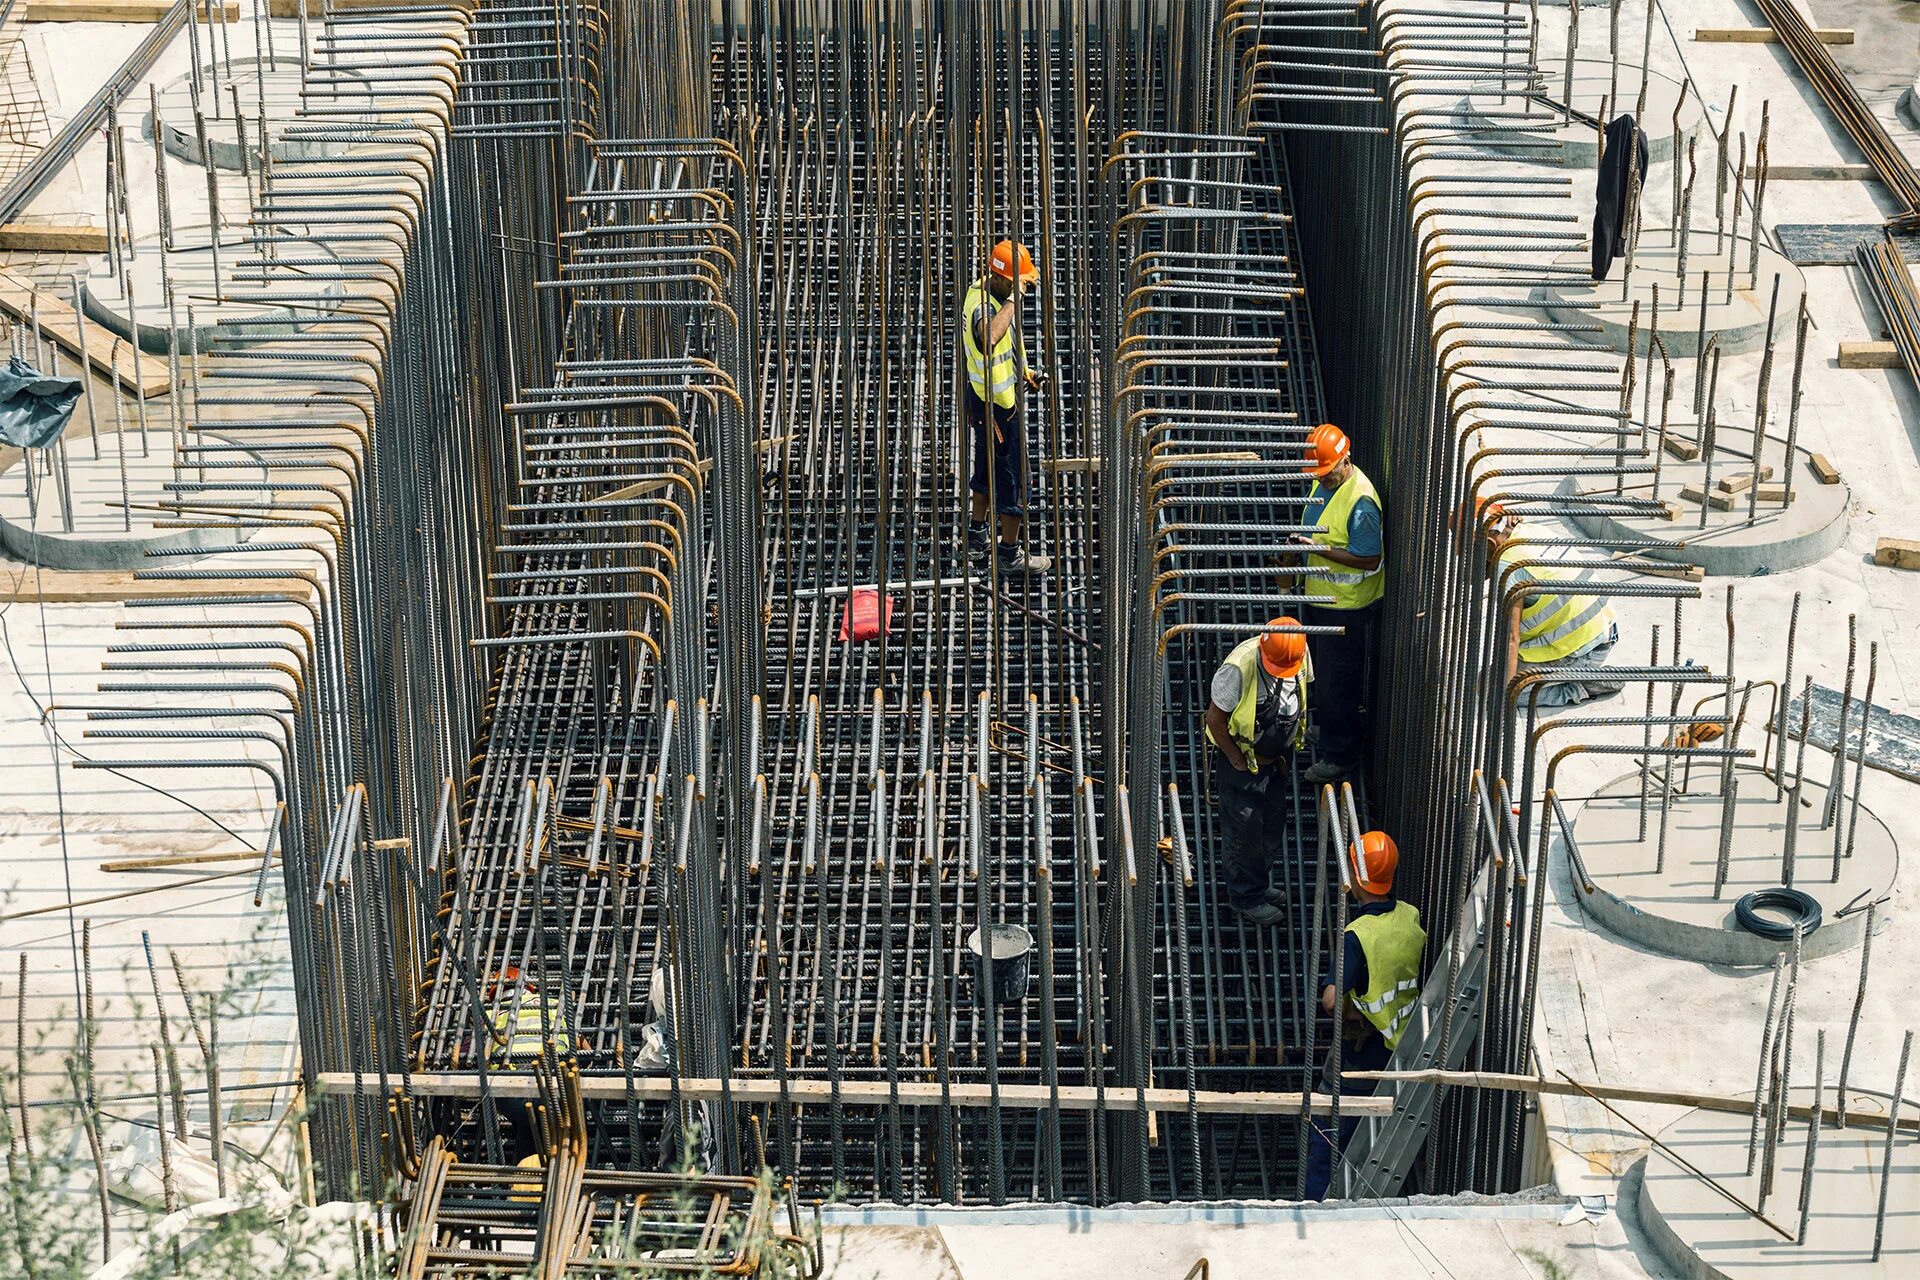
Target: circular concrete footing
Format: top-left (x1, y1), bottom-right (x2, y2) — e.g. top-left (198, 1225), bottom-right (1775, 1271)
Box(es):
top-left (1561, 431), bottom-right (1850, 576)
top-left (83, 227), bottom-right (344, 355)
top-left (1539, 233), bottom-right (1806, 356)
top-left (1639, 1092), bottom-right (1920, 1279)
top-left (1569, 767), bottom-right (1895, 967)
top-left (1460, 60), bottom-right (1700, 166)
top-left (147, 58), bottom-right (372, 171)
top-left (0, 432), bottom-right (263, 570)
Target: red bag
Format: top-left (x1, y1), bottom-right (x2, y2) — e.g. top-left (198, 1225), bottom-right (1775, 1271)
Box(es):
top-left (838, 586), bottom-right (894, 643)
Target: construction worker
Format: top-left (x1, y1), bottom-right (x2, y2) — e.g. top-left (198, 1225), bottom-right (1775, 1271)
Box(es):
top-left (1288, 423), bottom-right (1383, 785)
top-left (961, 239), bottom-right (1050, 576)
top-left (1305, 830), bottom-right (1425, 1200)
top-left (483, 966), bottom-right (583, 1163)
top-left (1203, 617), bottom-right (1311, 924)
top-left (1482, 504), bottom-right (1622, 708)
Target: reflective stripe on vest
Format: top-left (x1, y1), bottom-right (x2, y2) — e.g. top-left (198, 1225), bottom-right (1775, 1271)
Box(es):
top-left (1204, 636), bottom-right (1307, 772)
top-left (1306, 468), bottom-right (1385, 610)
top-left (1500, 537), bottom-right (1616, 664)
top-left (961, 279), bottom-right (1026, 409)
top-left (1346, 901), bottom-right (1426, 1051)
top-left (489, 999), bottom-right (572, 1064)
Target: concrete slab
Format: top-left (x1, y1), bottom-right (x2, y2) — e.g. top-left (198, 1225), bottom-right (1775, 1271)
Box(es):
top-left (1540, 236), bottom-right (1807, 356)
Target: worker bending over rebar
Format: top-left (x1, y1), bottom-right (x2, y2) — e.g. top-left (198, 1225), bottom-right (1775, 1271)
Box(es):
top-left (1203, 617), bottom-right (1312, 924)
top-left (1482, 502), bottom-right (1623, 707)
top-left (1288, 424), bottom-right (1384, 783)
top-left (962, 239), bottom-right (1050, 575)
top-left (1306, 831), bottom-right (1425, 1199)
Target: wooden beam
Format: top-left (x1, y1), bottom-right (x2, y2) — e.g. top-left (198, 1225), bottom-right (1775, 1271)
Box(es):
top-left (1348, 1069), bottom-right (1918, 1134)
top-left (24, 0), bottom-right (238, 20)
top-left (312, 1070), bottom-right (1393, 1118)
top-left (1807, 453), bottom-right (1842, 485)
top-left (1694, 26), bottom-right (1852, 45)
top-left (0, 223), bottom-right (109, 253)
top-left (0, 270), bottom-right (170, 397)
top-left (1745, 163), bottom-right (1876, 182)
top-left (1838, 340), bottom-right (1902, 369)
top-left (1873, 536), bottom-right (1920, 570)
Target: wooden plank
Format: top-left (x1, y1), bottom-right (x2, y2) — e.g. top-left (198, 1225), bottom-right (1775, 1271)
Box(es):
top-left (1693, 27), bottom-right (1852, 45)
top-left (23, 0), bottom-right (238, 19)
top-left (1808, 452), bottom-right (1841, 485)
top-left (0, 563), bottom-right (314, 602)
top-left (311, 1070), bottom-right (1393, 1118)
top-left (1745, 163), bottom-right (1876, 181)
top-left (1660, 435), bottom-right (1700, 462)
top-left (0, 269), bottom-right (169, 397)
top-left (0, 223), bottom-right (109, 253)
top-left (1715, 465), bottom-right (1775, 495)
top-left (1873, 536), bottom-right (1920, 570)
top-left (1614, 556), bottom-right (1704, 582)
top-left (1349, 1069), bottom-right (1918, 1134)
top-left (1838, 340), bottom-right (1902, 369)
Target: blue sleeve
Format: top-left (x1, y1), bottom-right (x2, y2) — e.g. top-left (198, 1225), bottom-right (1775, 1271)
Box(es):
top-left (1320, 931), bottom-right (1369, 997)
top-left (1345, 496), bottom-right (1383, 559)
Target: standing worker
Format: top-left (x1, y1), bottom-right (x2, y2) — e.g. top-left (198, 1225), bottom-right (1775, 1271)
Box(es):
top-left (1481, 503), bottom-right (1623, 708)
top-left (962, 239), bottom-right (1050, 575)
top-left (1289, 423), bottom-right (1383, 785)
top-left (1305, 830), bottom-right (1425, 1200)
top-left (1203, 617), bottom-right (1311, 924)
top-left (482, 966), bottom-right (584, 1165)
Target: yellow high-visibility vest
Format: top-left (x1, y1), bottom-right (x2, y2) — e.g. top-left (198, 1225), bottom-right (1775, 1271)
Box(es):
top-left (1305, 468), bottom-right (1385, 610)
top-left (1203, 635), bottom-right (1307, 772)
top-left (1498, 529), bottom-right (1615, 664)
top-left (1346, 901), bottom-right (1425, 1050)
top-left (961, 278), bottom-right (1026, 409)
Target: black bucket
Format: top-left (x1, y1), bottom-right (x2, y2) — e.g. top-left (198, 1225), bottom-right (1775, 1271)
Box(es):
top-left (965, 922), bottom-right (1034, 1007)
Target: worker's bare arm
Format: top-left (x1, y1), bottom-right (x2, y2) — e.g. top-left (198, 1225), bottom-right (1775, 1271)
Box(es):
top-left (1503, 595), bottom-right (1524, 687)
top-left (1321, 983), bottom-right (1337, 1014)
top-left (1286, 533), bottom-right (1380, 572)
top-left (986, 301), bottom-right (1018, 347)
top-left (1203, 704), bottom-right (1249, 771)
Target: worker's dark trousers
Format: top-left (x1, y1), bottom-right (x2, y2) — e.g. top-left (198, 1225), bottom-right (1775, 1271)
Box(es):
top-left (1304, 1036), bottom-right (1390, 1199)
top-left (1302, 600), bottom-right (1379, 769)
top-left (1214, 749), bottom-right (1289, 911)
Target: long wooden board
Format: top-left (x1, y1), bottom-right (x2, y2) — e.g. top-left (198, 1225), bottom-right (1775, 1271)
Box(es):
top-left (0, 223), bottom-right (110, 253)
top-left (1694, 27), bottom-right (1852, 45)
top-left (313, 1070), bottom-right (1393, 1118)
top-left (23, 0), bottom-right (238, 20)
top-left (0, 269), bottom-right (170, 397)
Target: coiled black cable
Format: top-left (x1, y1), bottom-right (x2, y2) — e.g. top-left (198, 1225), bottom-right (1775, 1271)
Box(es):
top-left (1734, 887), bottom-right (1823, 941)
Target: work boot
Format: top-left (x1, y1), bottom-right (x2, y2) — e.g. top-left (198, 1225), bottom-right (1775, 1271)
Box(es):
top-left (965, 519), bottom-right (991, 559)
top-left (1233, 899), bottom-right (1284, 926)
top-left (1263, 884), bottom-right (1288, 910)
top-left (996, 543), bottom-right (1052, 576)
top-left (1303, 759), bottom-right (1346, 786)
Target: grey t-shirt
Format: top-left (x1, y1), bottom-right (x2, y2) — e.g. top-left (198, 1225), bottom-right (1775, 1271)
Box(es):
top-left (1212, 661), bottom-right (1303, 756)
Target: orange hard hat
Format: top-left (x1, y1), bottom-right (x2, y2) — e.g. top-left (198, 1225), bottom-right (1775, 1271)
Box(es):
top-left (1259, 616), bottom-right (1306, 679)
top-left (990, 240), bottom-right (1040, 286)
top-left (1455, 493), bottom-right (1511, 535)
top-left (1303, 423), bottom-right (1350, 478)
top-left (1348, 830), bottom-right (1398, 896)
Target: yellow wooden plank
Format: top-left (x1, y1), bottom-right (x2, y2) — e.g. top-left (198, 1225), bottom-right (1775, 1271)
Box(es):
top-left (1837, 340), bottom-right (1901, 369)
top-left (0, 269), bottom-right (170, 398)
top-left (0, 223), bottom-right (110, 253)
top-left (24, 0), bottom-right (238, 20)
top-left (1693, 27), bottom-right (1852, 45)
top-left (1873, 536), bottom-right (1920, 570)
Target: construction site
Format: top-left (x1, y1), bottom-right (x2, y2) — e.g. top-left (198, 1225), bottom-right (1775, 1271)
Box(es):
top-left (2, 0), bottom-right (1919, 1275)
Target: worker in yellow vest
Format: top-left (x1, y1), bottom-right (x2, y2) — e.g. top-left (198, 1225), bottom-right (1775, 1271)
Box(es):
top-left (961, 239), bottom-right (1050, 576)
top-left (1483, 505), bottom-right (1622, 708)
top-left (1306, 829), bottom-right (1425, 1199)
top-left (483, 966), bottom-right (584, 1163)
top-left (1202, 618), bottom-right (1310, 924)
top-left (1288, 424), bottom-right (1384, 784)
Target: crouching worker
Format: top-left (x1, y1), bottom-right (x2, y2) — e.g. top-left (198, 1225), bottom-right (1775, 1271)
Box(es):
top-left (1203, 617), bottom-right (1310, 925)
top-left (1305, 830), bottom-right (1425, 1199)
top-left (1484, 503), bottom-right (1623, 709)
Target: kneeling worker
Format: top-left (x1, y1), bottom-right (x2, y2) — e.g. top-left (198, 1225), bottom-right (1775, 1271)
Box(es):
top-left (1305, 830), bottom-right (1425, 1199)
top-left (1203, 617), bottom-right (1310, 925)
top-left (1483, 503), bottom-right (1622, 708)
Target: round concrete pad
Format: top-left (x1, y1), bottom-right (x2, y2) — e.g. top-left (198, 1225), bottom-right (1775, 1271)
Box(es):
top-left (1562, 432), bottom-right (1850, 577)
top-left (1570, 767), bottom-right (1895, 966)
top-left (1640, 1093), bottom-right (1919, 1279)
top-left (147, 57), bottom-right (374, 171)
top-left (1540, 234), bottom-right (1806, 356)
top-left (84, 228), bottom-right (344, 356)
top-left (0, 431), bottom-right (262, 570)
top-left (1460, 60), bottom-right (1700, 167)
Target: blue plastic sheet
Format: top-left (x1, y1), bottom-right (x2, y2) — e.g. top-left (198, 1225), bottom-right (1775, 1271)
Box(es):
top-left (0, 356), bottom-right (82, 449)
